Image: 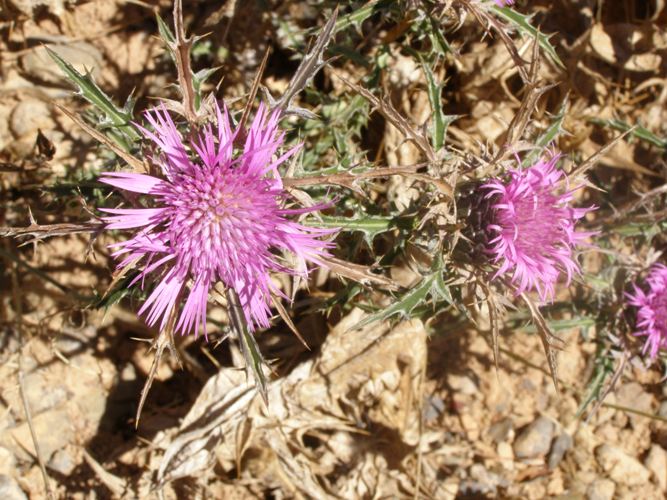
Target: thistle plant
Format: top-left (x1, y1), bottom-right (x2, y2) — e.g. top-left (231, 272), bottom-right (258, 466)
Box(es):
top-left (100, 103), bottom-right (335, 338)
top-left (6, 0), bottom-right (661, 445)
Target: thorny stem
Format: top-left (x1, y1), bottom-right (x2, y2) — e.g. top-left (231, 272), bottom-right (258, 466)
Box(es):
top-left (5, 241), bottom-right (55, 499)
top-left (173, 0), bottom-right (197, 123)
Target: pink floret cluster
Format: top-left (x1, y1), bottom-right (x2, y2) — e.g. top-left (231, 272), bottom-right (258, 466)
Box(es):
top-left (100, 103), bottom-right (334, 337)
top-left (482, 155), bottom-right (596, 302)
top-left (626, 264), bottom-right (667, 359)
top-left (495, 0), bottom-right (515, 6)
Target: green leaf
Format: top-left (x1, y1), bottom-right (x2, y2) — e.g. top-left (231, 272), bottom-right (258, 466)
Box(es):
top-left (156, 13), bottom-right (176, 47)
top-left (421, 61), bottom-right (445, 151)
top-left (427, 16), bottom-right (453, 57)
top-left (46, 47), bottom-right (140, 147)
top-left (314, 215), bottom-right (408, 246)
top-left (493, 6), bottom-right (564, 69)
top-left (576, 346), bottom-right (614, 418)
top-left (522, 97), bottom-right (568, 166)
top-left (521, 316), bottom-right (596, 334)
top-left (334, 0), bottom-right (393, 34)
top-left (193, 66), bottom-right (221, 109)
top-left (352, 255), bottom-right (451, 329)
top-left (589, 118), bottom-right (667, 149)
top-left (420, 60), bottom-right (459, 152)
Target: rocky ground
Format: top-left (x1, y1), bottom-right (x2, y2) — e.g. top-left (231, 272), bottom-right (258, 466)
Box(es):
top-left (1, 0), bottom-right (667, 498)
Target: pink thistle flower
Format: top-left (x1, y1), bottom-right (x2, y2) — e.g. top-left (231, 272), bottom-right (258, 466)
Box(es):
top-left (100, 103), bottom-right (334, 337)
top-left (626, 264), bottom-right (667, 359)
top-left (482, 155), bottom-right (596, 301)
top-left (495, 0), bottom-right (514, 6)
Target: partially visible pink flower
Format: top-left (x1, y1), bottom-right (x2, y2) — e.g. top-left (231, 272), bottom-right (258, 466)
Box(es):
top-left (495, 0), bottom-right (515, 6)
top-left (100, 102), bottom-right (334, 337)
top-left (626, 264), bottom-right (667, 359)
top-left (482, 155), bottom-right (596, 301)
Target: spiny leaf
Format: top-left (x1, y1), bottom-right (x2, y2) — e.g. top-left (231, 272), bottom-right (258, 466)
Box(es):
top-left (314, 215), bottom-right (405, 246)
top-left (590, 118), bottom-right (667, 149)
top-left (193, 66), bottom-right (221, 108)
top-left (224, 288), bottom-right (269, 405)
top-left (269, 8), bottom-right (338, 117)
top-left (492, 6), bottom-right (564, 69)
top-left (427, 15), bottom-right (453, 57)
top-left (352, 255), bottom-right (451, 329)
top-left (522, 97), bottom-right (568, 166)
top-left (46, 47), bottom-right (139, 147)
top-left (420, 60), bottom-right (460, 152)
top-left (156, 13), bottom-right (176, 47)
top-left (421, 60), bottom-right (445, 151)
top-left (334, 0), bottom-right (393, 34)
top-left (521, 293), bottom-right (565, 392)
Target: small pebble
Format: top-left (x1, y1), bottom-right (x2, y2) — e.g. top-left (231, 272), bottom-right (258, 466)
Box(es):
top-left (644, 444), bottom-right (667, 492)
top-left (488, 417), bottom-right (513, 443)
top-left (513, 416), bottom-right (555, 459)
top-left (658, 401), bottom-right (667, 419)
top-left (548, 433), bottom-right (573, 469)
top-left (0, 475), bottom-right (27, 500)
top-left (48, 448), bottom-right (76, 476)
top-left (595, 443), bottom-right (650, 486)
top-left (586, 478), bottom-right (615, 500)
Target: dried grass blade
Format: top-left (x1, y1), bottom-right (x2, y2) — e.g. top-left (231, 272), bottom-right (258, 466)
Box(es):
top-left (321, 255), bottom-right (400, 291)
top-left (271, 293), bottom-right (309, 350)
top-left (272, 7), bottom-right (339, 114)
top-left (479, 279), bottom-right (501, 372)
top-left (335, 73), bottom-right (436, 162)
top-left (57, 104), bottom-right (145, 172)
top-left (520, 293), bottom-right (565, 392)
top-left (82, 450), bottom-right (127, 497)
top-left (569, 129), bottom-right (633, 179)
top-left (136, 310), bottom-right (178, 428)
top-left (237, 45), bottom-right (271, 134)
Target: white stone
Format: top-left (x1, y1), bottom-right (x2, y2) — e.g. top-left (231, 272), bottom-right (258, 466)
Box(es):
top-left (644, 444), bottom-right (667, 492)
top-left (595, 444), bottom-right (650, 486)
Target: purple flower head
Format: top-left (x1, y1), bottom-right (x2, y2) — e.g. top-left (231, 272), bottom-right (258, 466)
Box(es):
top-left (100, 102), bottom-right (335, 337)
top-left (482, 154), bottom-right (596, 301)
top-left (626, 264), bottom-right (667, 359)
top-left (495, 0), bottom-right (514, 6)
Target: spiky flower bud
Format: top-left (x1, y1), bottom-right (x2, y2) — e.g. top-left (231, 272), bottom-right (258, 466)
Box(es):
top-left (626, 264), bottom-right (667, 359)
top-left (470, 155), bottom-right (596, 300)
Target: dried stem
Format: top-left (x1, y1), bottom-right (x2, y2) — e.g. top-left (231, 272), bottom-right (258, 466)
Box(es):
top-left (520, 292), bottom-right (565, 392)
top-left (135, 305), bottom-right (179, 428)
top-left (172, 0), bottom-right (197, 123)
top-left (269, 7), bottom-right (339, 117)
top-left (236, 44), bottom-right (271, 139)
top-left (336, 73), bottom-right (437, 163)
top-left (57, 104), bottom-right (145, 172)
